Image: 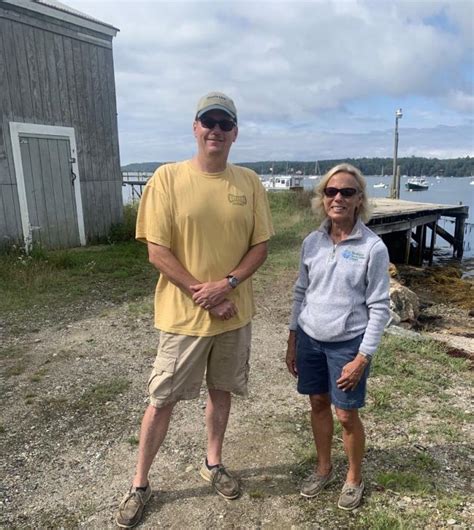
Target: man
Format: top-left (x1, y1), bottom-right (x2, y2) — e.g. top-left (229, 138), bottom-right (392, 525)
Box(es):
top-left (116, 92), bottom-right (274, 528)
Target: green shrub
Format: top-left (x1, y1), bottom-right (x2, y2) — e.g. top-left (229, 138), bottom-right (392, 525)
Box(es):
top-left (48, 251), bottom-right (79, 269)
top-left (268, 189), bottom-right (314, 212)
top-left (108, 203), bottom-right (139, 242)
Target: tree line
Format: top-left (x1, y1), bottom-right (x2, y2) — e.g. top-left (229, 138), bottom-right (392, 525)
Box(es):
top-left (239, 157), bottom-right (473, 177)
top-left (122, 156), bottom-right (473, 177)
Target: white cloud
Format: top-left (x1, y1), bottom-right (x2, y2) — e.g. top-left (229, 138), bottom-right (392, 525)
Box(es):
top-left (445, 89), bottom-right (474, 113)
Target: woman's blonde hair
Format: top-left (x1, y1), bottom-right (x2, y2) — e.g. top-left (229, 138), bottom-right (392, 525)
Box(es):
top-left (311, 163), bottom-right (371, 223)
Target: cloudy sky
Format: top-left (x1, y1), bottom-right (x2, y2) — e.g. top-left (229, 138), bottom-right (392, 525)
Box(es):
top-left (68, 0), bottom-right (474, 165)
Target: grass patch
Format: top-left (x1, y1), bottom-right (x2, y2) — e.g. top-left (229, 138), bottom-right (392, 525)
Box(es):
top-left (366, 335), bottom-right (471, 429)
top-left (29, 367), bottom-right (48, 383)
top-left (426, 424), bottom-right (463, 442)
top-left (376, 470), bottom-right (434, 494)
top-left (295, 444), bottom-right (316, 469)
top-left (78, 378), bottom-right (130, 409)
top-left (373, 335), bottom-right (468, 393)
top-left (127, 299), bottom-right (154, 317)
top-left (248, 489), bottom-right (265, 499)
top-left (35, 379), bottom-right (130, 418)
top-left (367, 386), bottom-right (392, 413)
top-left (0, 240), bottom-right (157, 331)
top-left (4, 360), bottom-right (27, 377)
top-left (432, 403), bottom-right (472, 422)
top-left (263, 191), bottom-right (316, 273)
top-left (436, 494), bottom-right (467, 513)
top-left (127, 435), bottom-right (139, 446)
top-left (412, 451), bottom-right (440, 471)
top-left (356, 508), bottom-right (415, 530)
top-left (0, 344), bottom-right (27, 359)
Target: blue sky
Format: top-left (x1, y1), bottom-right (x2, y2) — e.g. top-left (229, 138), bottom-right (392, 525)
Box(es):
top-left (68, 0), bottom-right (474, 164)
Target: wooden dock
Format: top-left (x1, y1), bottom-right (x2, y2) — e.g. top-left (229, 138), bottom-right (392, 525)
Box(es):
top-left (367, 198), bottom-right (469, 265)
top-left (121, 171), bottom-right (153, 200)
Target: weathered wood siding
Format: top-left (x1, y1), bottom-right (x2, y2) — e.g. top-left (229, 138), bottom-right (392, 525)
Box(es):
top-left (0, 4), bottom-right (122, 246)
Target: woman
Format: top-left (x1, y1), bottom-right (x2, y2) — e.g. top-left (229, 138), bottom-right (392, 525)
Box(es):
top-left (286, 163), bottom-right (390, 510)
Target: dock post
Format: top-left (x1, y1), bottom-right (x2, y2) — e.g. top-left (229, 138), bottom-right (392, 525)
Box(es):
top-left (415, 225), bottom-right (424, 265)
top-left (422, 224), bottom-right (427, 263)
top-left (391, 108), bottom-right (403, 199)
top-left (395, 165), bottom-right (401, 199)
top-left (428, 222), bottom-right (436, 266)
top-left (453, 215), bottom-right (466, 259)
top-left (404, 229), bottom-right (411, 264)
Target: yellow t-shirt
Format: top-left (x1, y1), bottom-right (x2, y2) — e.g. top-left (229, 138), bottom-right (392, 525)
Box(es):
top-left (136, 160), bottom-right (274, 336)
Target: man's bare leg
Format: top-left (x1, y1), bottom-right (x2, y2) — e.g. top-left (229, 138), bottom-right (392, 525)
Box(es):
top-left (205, 389), bottom-right (231, 465)
top-left (132, 402), bottom-right (175, 487)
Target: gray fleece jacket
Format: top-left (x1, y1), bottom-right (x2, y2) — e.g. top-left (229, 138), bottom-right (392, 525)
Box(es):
top-left (289, 218), bottom-right (390, 356)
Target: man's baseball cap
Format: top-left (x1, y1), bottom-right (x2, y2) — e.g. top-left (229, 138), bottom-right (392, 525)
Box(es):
top-left (196, 92), bottom-right (237, 122)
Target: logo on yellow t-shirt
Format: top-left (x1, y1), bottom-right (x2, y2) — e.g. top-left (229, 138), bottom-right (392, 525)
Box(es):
top-left (228, 194), bottom-right (247, 206)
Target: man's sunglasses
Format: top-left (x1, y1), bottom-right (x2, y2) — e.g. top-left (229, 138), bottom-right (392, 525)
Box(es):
top-left (323, 187), bottom-right (359, 198)
top-left (199, 116), bottom-right (236, 132)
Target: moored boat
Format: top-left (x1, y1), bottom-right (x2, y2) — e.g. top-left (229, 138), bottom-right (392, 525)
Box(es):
top-left (405, 177), bottom-right (429, 191)
top-left (263, 175), bottom-right (303, 191)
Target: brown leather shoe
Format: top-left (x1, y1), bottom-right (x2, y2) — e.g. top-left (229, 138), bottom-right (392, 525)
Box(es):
top-left (337, 481), bottom-right (365, 510)
top-left (115, 484), bottom-right (152, 528)
top-left (300, 467), bottom-right (336, 498)
top-left (200, 461), bottom-right (241, 500)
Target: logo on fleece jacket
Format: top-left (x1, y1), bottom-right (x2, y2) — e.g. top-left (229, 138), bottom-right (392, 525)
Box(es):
top-left (342, 249), bottom-right (365, 262)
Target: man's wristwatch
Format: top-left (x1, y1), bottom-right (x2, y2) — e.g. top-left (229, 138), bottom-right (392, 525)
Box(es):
top-left (226, 275), bottom-right (240, 289)
top-left (358, 351), bottom-right (371, 363)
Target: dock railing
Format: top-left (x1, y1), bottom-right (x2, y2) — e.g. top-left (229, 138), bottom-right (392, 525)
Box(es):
top-left (122, 171), bottom-right (153, 201)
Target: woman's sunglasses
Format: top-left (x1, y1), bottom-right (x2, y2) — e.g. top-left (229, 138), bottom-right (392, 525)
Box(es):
top-left (323, 187), bottom-right (359, 198)
top-left (199, 116), bottom-right (236, 132)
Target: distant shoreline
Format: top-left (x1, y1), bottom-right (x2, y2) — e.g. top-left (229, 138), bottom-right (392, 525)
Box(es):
top-left (122, 156), bottom-right (474, 178)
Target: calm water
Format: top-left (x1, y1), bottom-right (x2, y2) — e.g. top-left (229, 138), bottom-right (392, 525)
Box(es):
top-left (123, 175), bottom-right (474, 274)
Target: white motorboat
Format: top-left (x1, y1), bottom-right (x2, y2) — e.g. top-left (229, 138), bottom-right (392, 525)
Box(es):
top-left (263, 175), bottom-right (303, 191)
top-left (405, 177), bottom-right (429, 191)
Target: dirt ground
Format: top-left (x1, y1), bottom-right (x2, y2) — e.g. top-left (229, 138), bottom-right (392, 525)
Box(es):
top-left (1, 272), bottom-right (472, 529)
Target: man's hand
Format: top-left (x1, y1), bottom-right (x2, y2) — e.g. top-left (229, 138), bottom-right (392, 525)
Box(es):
top-left (286, 331), bottom-right (297, 377)
top-left (209, 299), bottom-right (237, 320)
top-left (336, 354), bottom-right (369, 392)
top-left (190, 279), bottom-right (231, 309)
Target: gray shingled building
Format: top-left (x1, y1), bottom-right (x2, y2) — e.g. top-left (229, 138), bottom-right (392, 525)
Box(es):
top-left (0, 0), bottom-right (122, 249)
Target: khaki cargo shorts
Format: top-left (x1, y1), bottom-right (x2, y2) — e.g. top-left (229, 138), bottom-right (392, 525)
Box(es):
top-left (148, 323), bottom-right (251, 408)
